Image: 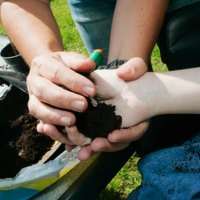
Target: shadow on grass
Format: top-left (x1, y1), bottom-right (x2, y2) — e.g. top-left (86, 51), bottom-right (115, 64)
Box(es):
top-left (96, 187), bottom-right (127, 200)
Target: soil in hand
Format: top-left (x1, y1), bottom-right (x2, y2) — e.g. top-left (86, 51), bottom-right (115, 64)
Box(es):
top-left (0, 79), bottom-right (54, 179)
top-left (74, 98), bottom-right (122, 140)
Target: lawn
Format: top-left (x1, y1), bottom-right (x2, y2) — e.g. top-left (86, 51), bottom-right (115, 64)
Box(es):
top-left (0, 0), bottom-right (167, 199)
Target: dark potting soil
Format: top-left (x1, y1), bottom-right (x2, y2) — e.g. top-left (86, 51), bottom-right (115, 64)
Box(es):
top-left (0, 78), bottom-right (54, 179)
top-left (71, 98), bottom-right (122, 140)
top-left (57, 98), bottom-right (122, 140)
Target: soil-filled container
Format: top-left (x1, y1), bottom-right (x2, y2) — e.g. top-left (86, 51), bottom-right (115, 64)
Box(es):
top-left (0, 78), bottom-right (79, 200)
top-left (0, 78), bottom-right (55, 178)
top-left (0, 43), bottom-right (29, 73)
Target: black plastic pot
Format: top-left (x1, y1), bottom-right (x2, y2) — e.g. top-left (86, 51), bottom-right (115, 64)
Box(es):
top-left (0, 43), bottom-right (29, 73)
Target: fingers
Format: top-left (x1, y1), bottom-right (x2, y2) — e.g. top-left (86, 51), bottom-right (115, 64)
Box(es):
top-left (64, 121), bottom-right (149, 161)
top-left (37, 121), bottom-right (79, 151)
top-left (27, 52), bottom-right (98, 155)
top-left (108, 120), bottom-right (150, 143)
top-left (37, 121), bottom-right (149, 161)
top-left (62, 125), bottom-right (131, 161)
top-left (65, 125), bottom-right (92, 146)
top-left (38, 122), bottom-right (94, 161)
top-left (39, 123), bottom-right (91, 148)
top-left (27, 78), bottom-right (94, 112)
top-left (91, 138), bottom-right (130, 152)
top-left (28, 76), bottom-right (88, 111)
top-left (29, 52), bottom-right (96, 94)
top-left (77, 139), bottom-right (130, 161)
top-left (77, 145), bottom-right (96, 161)
top-left (27, 52), bottom-right (97, 118)
top-left (28, 94), bottom-right (76, 126)
top-left (80, 121), bottom-right (149, 160)
top-left (58, 52), bottom-right (96, 72)
top-left (65, 144), bottom-right (77, 152)
top-left (116, 57), bottom-right (148, 81)
top-left (37, 122), bottom-right (74, 145)
top-left (90, 69), bottom-right (124, 100)
top-left (65, 145), bottom-right (95, 163)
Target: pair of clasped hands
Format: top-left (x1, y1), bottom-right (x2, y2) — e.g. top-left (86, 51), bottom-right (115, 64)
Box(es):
top-left (27, 52), bottom-right (150, 161)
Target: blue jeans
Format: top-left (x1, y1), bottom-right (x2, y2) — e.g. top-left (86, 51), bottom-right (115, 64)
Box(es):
top-left (68, 0), bottom-right (116, 65)
top-left (67, 0), bottom-right (199, 65)
top-left (128, 132), bottom-right (200, 200)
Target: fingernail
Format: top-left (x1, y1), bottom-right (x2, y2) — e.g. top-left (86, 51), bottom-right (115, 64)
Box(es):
top-left (82, 85), bottom-right (94, 97)
top-left (122, 65), bottom-right (133, 74)
top-left (43, 124), bottom-right (50, 135)
top-left (60, 116), bottom-right (71, 126)
top-left (71, 100), bottom-right (85, 112)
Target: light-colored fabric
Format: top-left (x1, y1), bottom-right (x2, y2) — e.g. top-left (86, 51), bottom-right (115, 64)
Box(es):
top-left (68, 0), bottom-right (116, 65)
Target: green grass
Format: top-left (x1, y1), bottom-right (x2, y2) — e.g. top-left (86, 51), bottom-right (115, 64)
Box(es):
top-left (0, 0), bottom-right (168, 199)
top-left (151, 45), bottom-right (168, 72)
top-left (50, 0), bottom-right (88, 55)
top-left (97, 156), bottom-right (142, 200)
top-left (0, 24), bottom-right (6, 36)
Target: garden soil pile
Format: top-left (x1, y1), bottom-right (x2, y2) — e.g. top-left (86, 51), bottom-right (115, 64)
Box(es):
top-left (0, 78), bottom-right (54, 179)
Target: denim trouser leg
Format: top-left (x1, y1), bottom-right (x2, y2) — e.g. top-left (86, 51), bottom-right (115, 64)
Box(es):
top-left (68, 0), bottom-right (116, 65)
top-left (128, 132), bottom-right (200, 200)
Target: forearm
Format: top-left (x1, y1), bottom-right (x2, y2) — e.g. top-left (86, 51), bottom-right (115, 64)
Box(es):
top-left (0, 0), bottom-right (63, 65)
top-left (141, 68), bottom-right (200, 116)
top-left (108, 0), bottom-right (169, 64)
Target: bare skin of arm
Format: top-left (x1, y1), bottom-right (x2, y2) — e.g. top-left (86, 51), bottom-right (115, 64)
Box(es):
top-left (0, 0), bottom-right (63, 64)
top-left (92, 67), bottom-right (200, 122)
top-left (108, 0), bottom-right (169, 64)
top-left (0, 0), bottom-right (96, 127)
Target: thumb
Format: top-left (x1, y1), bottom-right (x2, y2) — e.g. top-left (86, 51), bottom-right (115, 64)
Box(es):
top-left (116, 57), bottom-right (148, 81)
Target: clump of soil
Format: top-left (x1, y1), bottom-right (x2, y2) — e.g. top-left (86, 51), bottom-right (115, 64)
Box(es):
top-left (0, 78), bottom-right (54, 179)
top-left (57, 73), bottom-right (122, 140)
top-left (73, 98), bottom-right (122, 140)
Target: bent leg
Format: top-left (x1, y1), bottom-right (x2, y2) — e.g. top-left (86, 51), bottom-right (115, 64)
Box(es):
top-left (129, 132), bottom-right (200, 200)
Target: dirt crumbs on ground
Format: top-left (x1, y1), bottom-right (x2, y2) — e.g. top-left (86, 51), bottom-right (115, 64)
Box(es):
top-left (0, 78), bottom-right (54, 179)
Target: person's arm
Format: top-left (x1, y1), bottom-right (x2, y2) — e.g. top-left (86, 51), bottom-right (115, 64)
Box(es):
top-left (0, 0), bottom-right (63, 64)
top-left (144, 68), bottom-right (200, 116)
top-left (108, 0), bottom-right (169, 64)
top-left (0, 0), bottom-right (96, 126)
top-left (74, 63), bottom-right (200, 161)
top-left (91, 66), bottom-right (200, 127)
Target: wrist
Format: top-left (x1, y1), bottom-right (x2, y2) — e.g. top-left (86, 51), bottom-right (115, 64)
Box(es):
top-left (137, 72), bottom-right (160, 118)
top-left (107, 59), bottom-right (128, 69)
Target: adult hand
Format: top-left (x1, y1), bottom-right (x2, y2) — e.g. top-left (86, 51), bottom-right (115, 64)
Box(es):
top-left (75, 120), bottom-right (150, 161)
top-left (66, 58), bottom-right (150, 160)
top-left (27, 51), bottom-right (97, 128)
